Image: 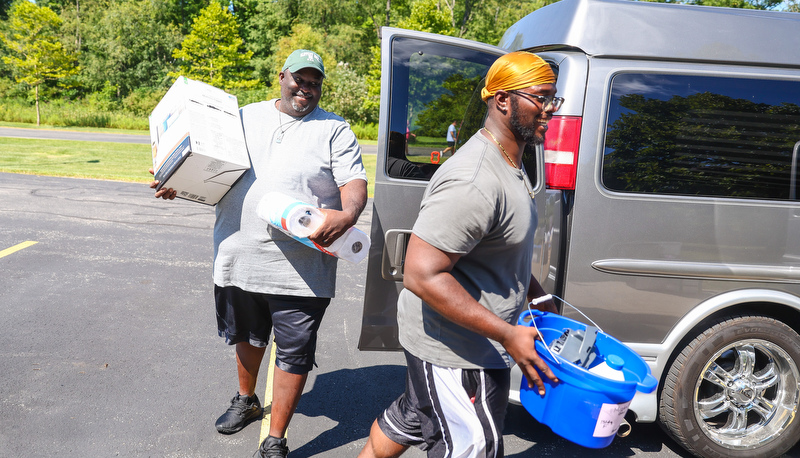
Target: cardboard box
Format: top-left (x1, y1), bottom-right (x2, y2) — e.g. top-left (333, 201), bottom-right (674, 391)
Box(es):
top-left (149, 76), bottom-right (250, 205)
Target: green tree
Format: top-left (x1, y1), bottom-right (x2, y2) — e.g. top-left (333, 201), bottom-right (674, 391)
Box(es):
top-left (236, 0), bottom-right (295, 83)
top-left (397, 0), bottom-right (454, 35)
top-left (78, 0), bottom-right (181, 97)
top-left (362, 45), bottom-right (382, 124)
top-left (294, 0), bottom-right (377, 73)
top-left (0, 0), bottom-right (13, 19)
top-left (34, 0), bottom-right (74, 14)
top-left (390, 0), bottom-right (544, 43)
top-left (236, 0), bottom-right (387, 84)
top-left (1, 0), bottom-right (78, 125)
top-left (170, 2), bottom-right (256, 90)
top-left (322, 62), bottom-right (370, 123)
top-left (459, 0), bottom-right (559, 44)
top-left (154, 0), bottom-right (210, 35)
top-left (263, 0), bottom-right (380, 74)
top-left (362, 0), bottom-right (413, 40)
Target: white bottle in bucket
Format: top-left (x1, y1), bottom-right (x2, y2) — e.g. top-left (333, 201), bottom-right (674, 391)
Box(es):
top-left (589, 354), bottom-right (626, 381)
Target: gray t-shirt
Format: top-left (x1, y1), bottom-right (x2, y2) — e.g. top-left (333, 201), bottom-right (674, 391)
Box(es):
top-left (397, 133), bottom-right (538, 369)
top-left (213, 100), bottom-right (367, 297)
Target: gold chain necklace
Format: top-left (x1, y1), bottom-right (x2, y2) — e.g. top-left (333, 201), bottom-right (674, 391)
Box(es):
top-left (483, 127), bottom-right (534, 198)
top-left (483, 127), bottom-right (518, 168)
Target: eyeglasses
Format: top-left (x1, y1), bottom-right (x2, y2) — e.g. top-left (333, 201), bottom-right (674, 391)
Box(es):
top-left (508, 90), bottom-right (564, 112)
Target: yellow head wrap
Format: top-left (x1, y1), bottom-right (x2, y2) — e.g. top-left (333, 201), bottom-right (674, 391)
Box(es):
top-left (481, 51), bottom-right (555, 101)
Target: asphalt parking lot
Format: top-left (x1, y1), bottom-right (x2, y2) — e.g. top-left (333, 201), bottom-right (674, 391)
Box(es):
top-left (2, 171), bottom-right (797, 458)
top-left (0, 172), bottom-right (399, 457)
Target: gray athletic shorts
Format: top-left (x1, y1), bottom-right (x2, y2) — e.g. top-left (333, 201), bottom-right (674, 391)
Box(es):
top-left (214, 285), bottom-right (330, 375)
top-left (377, 350), bottom-right (510, 458)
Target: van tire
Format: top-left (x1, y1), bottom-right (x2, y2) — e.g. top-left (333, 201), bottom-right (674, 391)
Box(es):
top-left (659, 315), bottom-right (800, 458)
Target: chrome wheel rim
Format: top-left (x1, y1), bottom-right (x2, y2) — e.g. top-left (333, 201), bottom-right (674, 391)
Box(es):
top-left (693, 339), bottom-right (800, 450)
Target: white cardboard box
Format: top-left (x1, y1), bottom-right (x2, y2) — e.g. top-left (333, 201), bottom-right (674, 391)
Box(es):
top-left (149, 76), bottom-right (250, 205)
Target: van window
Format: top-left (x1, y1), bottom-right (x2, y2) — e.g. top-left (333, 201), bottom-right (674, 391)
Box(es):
top-left (602, 73), bottom-right (800, 200)
top-left (385, 37), bottom-right (498, 181)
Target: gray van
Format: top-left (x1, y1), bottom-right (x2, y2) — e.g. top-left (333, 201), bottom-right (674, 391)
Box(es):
top-left (358, 0), bottom-right (800, 457)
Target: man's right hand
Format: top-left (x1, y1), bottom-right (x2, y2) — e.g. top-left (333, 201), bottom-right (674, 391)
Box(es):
top-left (500, 324), bottom-right (559, 396)
top-left (148, 167), bottom-right (177, 200)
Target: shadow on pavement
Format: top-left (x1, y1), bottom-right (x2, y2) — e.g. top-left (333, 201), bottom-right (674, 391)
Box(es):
top-left (289, 364), bottom-right (696, 458)
top-left (503, 403), bottom-right (694, 458)
top-left (292, 364), bottom-right (407, 457)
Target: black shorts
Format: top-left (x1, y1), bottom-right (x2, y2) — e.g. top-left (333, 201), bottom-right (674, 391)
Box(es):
top-left (214, 285), bottom-right (330, 375)
top-left (377, 350), bottom-right (510, 458)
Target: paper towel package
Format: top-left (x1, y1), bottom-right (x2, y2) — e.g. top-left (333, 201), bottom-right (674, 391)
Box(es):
top-left (324, 227), bottom-right (370, 264)
top-left (257, 192), bottom-right (371, 264)
top-left (257, 192), bottom-right (321, 238)
top-left (149, 76), bottom-right (250, 205)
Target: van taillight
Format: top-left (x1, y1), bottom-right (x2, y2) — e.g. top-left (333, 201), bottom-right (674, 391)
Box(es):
top-left (544, 116), bottom-right (581, 190)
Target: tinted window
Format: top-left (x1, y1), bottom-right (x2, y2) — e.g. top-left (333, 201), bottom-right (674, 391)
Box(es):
top-left (386, 38), bottom-right (497, 180)
top-left (602, 74), bottom-right (800, 200)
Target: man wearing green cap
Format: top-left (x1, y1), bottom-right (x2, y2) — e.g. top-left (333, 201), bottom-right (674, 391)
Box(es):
top-left (150, 49), bottom-right (367, 457)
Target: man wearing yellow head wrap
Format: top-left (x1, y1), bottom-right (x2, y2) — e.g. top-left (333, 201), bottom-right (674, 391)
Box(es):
top-left (481, 51), bottom-right (561, 154)
top-left (360, 51), bottom-right (561, 458)
top-left (481, 51), bottom-right (556, 102)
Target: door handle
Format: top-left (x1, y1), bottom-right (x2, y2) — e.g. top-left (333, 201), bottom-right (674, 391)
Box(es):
top-left (383, 229), bottom-right (412, 281)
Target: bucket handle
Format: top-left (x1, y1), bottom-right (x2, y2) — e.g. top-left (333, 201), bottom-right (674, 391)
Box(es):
top-left (526, 311), bottom-right (561, 365)
top-left (528, 294), bottom-right (604, 333)
top-left (525, 294), bottom-right (605, 366)
top-left (526, 296), bottom-right (660, 393)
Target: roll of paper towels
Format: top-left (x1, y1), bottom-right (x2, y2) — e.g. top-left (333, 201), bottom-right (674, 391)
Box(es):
top-left (326, 226), bottom-right (370, 264)
top-left (256, 192), bottom-right (370, 263)
top-left (257, 191), bottom-right (323, 238)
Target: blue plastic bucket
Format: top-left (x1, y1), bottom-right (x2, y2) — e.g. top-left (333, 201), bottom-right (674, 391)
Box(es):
top-left (517, 310), bottom-right (657, 449)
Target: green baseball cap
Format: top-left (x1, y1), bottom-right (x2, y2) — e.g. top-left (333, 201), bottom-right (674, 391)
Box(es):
top-left (282, 49), bottom-right (325, 78)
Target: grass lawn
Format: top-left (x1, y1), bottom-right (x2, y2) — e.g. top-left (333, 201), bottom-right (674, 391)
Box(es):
top-left (0, 121), bottom-right (150, 136)
top-left (0, 136), bottom-right (377, 198)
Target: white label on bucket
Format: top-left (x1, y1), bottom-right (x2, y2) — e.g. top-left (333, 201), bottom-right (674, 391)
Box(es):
top-left (592, 401), bottom-right (631, 437)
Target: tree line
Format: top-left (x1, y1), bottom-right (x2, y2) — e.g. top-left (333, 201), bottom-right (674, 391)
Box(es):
top-left (0, 0), bottom-right (795, 129)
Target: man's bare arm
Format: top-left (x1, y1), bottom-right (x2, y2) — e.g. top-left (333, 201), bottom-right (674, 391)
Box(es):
top-left (403, 234), bottom-right (558, 394)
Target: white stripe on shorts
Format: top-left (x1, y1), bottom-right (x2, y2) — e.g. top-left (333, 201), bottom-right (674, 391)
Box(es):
top-left (381, 410), bottom-right (422, 443)
top-left (425, 364), bottom-right (491, 458)
top-left (477, 370), bottom-right (500, 458)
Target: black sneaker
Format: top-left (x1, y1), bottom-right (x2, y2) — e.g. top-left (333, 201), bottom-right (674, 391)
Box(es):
top-left (215, 392), bottom-right (263, 434)
top-left (254, 435), bottom-right (289, 458)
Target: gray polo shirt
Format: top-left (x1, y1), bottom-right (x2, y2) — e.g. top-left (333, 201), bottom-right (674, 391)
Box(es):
top-left (397, 133), bottom-right (537, 369)
top-left (213, 100), bottom-right (367, 298)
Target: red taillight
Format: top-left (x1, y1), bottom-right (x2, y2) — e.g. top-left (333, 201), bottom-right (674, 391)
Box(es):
top-left (544, 115), bottom-right (581, 190)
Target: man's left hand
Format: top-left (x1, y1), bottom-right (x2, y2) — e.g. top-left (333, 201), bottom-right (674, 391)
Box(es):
top-left (501, 325), bottom-right (559, 396)
top-left (309, 209), bottom-right (352, 247)
top-left (310, 178), bottom-right (367, 247)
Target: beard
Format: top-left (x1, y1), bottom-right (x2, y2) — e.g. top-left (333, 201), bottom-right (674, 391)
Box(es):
top-left (292, 102), bottom-right (309, 113)
top-left (510, 96), bottom-right (544, 146)
top-left (289, 89), bottom-right (319, 113)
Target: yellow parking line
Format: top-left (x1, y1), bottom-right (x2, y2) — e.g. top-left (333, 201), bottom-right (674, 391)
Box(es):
top-left (259, 342), bottom-right (278, 444)
top-left (0, 241), bottom-right (38, 259)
